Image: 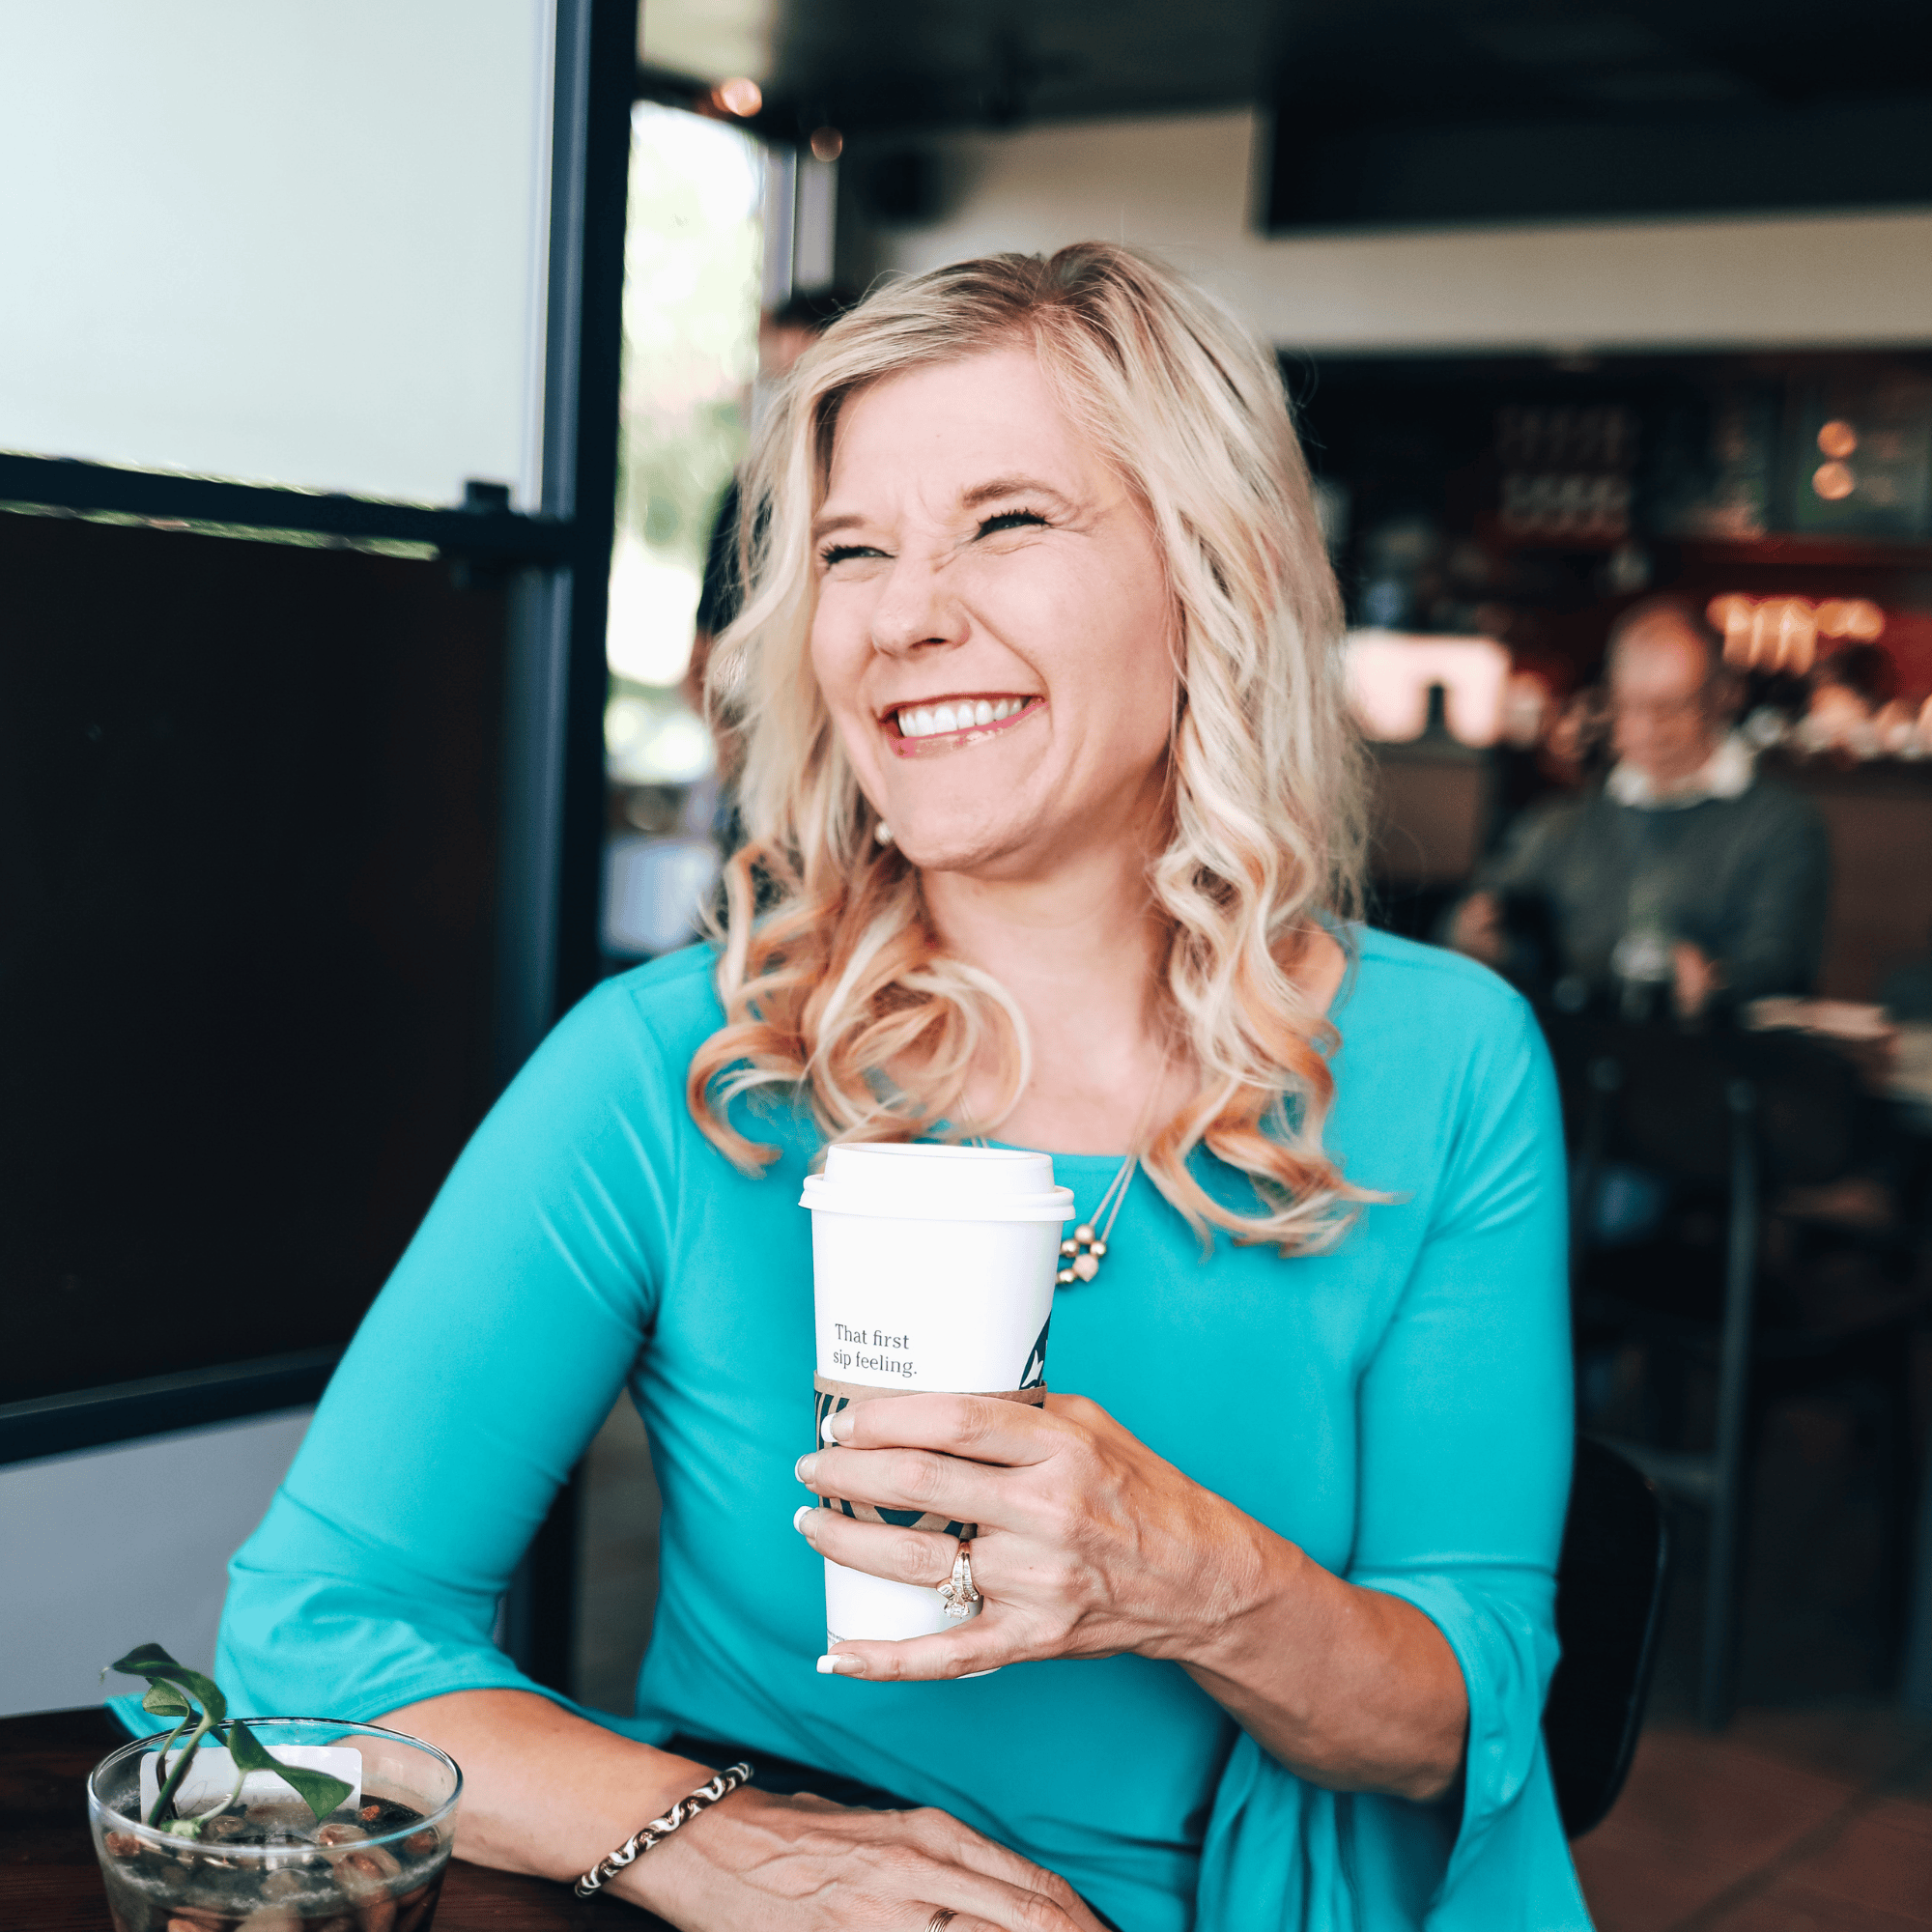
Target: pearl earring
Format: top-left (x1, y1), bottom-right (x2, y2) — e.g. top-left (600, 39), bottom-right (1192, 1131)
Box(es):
top-left (875, 822), bottom-right (894, 845)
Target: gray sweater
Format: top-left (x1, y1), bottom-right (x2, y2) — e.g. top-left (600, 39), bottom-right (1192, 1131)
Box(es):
top-left (1475, 776), bottom-right (1831, 1000)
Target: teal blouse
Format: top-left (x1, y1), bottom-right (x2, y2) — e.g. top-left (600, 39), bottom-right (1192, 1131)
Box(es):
top-left (152, 926), bottom-right (1593, 1929)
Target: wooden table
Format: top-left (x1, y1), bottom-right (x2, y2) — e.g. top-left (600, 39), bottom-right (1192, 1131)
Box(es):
top-left (0, 1708), bottom-right (669, 1930)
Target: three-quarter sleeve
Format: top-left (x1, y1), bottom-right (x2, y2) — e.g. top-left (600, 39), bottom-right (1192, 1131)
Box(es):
top-left (112, 980), bottom-right (679, 1736)
top-left (1195, 997), bottom-right (1592, 1931)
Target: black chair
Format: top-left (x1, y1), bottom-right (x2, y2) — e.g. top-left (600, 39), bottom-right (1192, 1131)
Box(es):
top-left (1544, 1435), bottom-right (1670, 1837)
top-left (1548, 1014), bottom-right (1923, 1728)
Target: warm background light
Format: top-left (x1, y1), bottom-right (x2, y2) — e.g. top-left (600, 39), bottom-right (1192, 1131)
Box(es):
top-left (810, 125), bottom-right (844, 160)
top-left (1816, 418), bottom-right (1859, 459)
top-left (1816, 598), bottom-right (1887, 641)
top-left (1707, 593), bottom-right (1889, 672)
top-left (712, 75), bottom-right (762, 117)
top-left (1709, 593), bottom-right (1754, 663)
top-left (1344, 633), bottom-right (1511, 745)
top-left (1812, 460), bottom-right (1856, 501)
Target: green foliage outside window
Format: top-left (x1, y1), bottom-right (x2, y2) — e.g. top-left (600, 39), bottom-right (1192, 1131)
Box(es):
top-left (608, 101), bottom-right (764, 706)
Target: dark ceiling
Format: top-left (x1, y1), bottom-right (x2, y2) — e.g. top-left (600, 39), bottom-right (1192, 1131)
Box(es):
top-left (754, 0), bottom-right (1931, 133)
top-left (1273, 0), bottom-right (1932, 120)
top-left (734, 0), bottom-right (1932, 230)
top-left (765, 0), bottom-right (1277, 130)
top-left (1267, 0), bottom-right (1932, 227)
top-left (757, 0), bottom-right (1283, 131)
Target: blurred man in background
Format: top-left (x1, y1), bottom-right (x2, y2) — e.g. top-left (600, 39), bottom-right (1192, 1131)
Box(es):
top-left (677, 288), bottom-right (858, 868)
top-left (683, 287), bottom-right (859, 734)
top-left (1449, 597), bottom-right (1830, 1015)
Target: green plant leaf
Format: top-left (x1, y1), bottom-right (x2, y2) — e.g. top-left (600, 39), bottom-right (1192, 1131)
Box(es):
top-left (108, 1644), bottom-right (228, 1826)
top-left (226, 1719), bottom-right (355, 1823)
top-left (109, 1644), bottom-right (227, 1725)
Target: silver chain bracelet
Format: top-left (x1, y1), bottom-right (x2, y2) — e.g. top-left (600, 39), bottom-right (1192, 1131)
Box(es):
top-left (573, 1761), bottom-right (753, 1897)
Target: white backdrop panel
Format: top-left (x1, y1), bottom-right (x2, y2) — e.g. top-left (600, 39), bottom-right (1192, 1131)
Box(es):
top-left (0, 1), bottom-right (553, 506)
top-left (0, 1409), bottom-right (313, 1718)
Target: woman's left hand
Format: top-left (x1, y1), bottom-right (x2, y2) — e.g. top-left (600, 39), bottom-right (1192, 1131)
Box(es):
top-left (792, 1391), bottom-right (1273, 1681)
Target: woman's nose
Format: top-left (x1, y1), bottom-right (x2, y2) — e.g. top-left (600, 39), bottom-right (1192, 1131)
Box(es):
top-left (867, 553), bottom-right (965, 658)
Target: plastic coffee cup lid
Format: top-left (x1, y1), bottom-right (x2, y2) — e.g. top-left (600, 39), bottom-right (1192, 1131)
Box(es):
top-left (800, 1143), bottom-right (1076, 1223)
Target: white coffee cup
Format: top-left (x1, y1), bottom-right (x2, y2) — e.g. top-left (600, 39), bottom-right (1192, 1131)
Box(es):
top-left (799, 1145), bottom-right (1074, 1648)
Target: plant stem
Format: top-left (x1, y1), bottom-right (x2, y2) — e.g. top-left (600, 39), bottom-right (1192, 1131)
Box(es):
top-left (194, 1724), bottom-right (249, 1826)
top-left (148, 1717), bottom-right (189, 1826)
top-left (147, 1710), bottom-right (213, 1829)
top-left (153, 1715), bottom-right (189, 1792)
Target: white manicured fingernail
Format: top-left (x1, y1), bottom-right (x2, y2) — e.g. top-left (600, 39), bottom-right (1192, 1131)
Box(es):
top-left (792, 1505), bottom-right (815, 1534)
top-left (820, 1412), bottom-right (839, 1443)
top-left (816, 1653), bottom-right (863, 1676)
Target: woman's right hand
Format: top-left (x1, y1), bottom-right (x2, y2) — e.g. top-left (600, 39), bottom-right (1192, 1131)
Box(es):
top-left (628, 1785), bottom-right (1109, 1932)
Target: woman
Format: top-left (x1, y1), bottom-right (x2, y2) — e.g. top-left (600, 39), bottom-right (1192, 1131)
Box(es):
top-left (189, 247), bottom-right (1587, 1929)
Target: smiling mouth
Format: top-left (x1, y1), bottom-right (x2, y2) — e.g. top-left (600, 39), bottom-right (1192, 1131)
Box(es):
top-left (886, 695), bottom-right (1042, 749)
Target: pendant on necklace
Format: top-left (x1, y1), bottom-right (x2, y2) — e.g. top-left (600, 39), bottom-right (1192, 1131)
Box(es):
top-left (1057, 1224), bottom-right (1106, 1286)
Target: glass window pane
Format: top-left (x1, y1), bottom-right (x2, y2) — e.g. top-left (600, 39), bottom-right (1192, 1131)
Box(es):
top-left (607, 102), bottom-right (765, 696)
top-left (599, 102), bottom-right (764, 961)
top-left (0, 2), bottom-right (554, 506)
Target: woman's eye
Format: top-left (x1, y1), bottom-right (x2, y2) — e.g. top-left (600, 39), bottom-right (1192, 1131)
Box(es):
top-left (977, 509), bottom-right (1049, 538)
top-left (819, 543), bottom-right (884, 567)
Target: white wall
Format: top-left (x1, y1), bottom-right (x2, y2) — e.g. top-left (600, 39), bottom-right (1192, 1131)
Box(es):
top-left (0, 1410), bottom-right (311, 1719)
top-left (873, 110), bottom-right (1932, 354)
top-left (0, 2), bottom-right (554, 506)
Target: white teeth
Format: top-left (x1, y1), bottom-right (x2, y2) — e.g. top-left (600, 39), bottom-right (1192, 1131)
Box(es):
top-left (894, 698), bottom-right (1033, 738)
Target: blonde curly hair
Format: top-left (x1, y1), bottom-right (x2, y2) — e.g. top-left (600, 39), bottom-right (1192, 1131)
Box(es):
top-left (686, 243), bottom-right (1371, 1252)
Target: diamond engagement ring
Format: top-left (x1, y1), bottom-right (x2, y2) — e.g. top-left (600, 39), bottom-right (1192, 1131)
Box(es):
top-left (938, 1539), bottom-right (981, 1620)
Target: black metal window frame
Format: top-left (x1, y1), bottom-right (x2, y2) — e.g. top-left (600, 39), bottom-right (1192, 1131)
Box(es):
top-left (0, 0), bottom-right (639, 1472)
